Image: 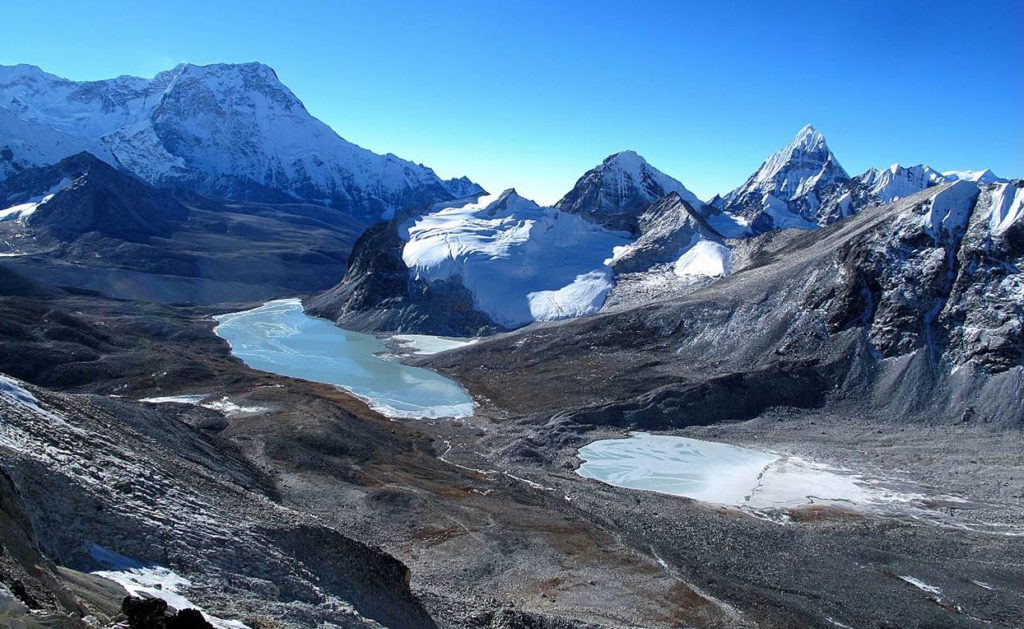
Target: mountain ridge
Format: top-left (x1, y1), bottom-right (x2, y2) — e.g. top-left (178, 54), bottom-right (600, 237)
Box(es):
top-left (0, 62), bottom-right (483, 219)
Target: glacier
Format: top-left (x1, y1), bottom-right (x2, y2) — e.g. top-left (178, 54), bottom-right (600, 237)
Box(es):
top-left (401, 190), bottom-right (630, 328)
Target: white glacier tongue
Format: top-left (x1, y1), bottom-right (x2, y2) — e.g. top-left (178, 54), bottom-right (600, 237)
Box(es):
top-left (0, 62), bottom-right (478, 217)
top-left (401, 190), bottom-right (629, 328)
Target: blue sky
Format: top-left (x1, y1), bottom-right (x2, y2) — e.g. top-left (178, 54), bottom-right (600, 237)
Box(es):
top-left (3, 0), bottom-right (1021, 203)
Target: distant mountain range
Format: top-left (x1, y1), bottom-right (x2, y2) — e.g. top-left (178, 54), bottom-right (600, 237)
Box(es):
top-left (1, 61), bottom-right (1016, 333)
top-left (311, 123), bottom-right (1017, 335)
top-left (0, 62), bottom-right (483, 219)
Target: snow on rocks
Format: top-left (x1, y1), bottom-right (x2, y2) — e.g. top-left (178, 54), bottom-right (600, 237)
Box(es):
top-left (981, 181), bottom-right (1024, 235)
top-left (921, 180), bottom-right (980, 242)
top-left (555, 150), bottom-right (706, 234)
top-left (941, 169), bottom-right (1008, 184)
top-left (722, 124), bottom-right (852, 230)
top-left (0, 372), bottom-right (393, 627)
top-left (90, 545), bottom-right (250, 629)
top-left (857, 164), bottom-right (945, 204)
top-left (0, 177), bottom-right (70, 221)
top-left (0, 374), bottom-right (41, 409)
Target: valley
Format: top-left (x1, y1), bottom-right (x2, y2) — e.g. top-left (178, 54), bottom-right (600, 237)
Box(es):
top-left (0, 57), bottom-right (1020, 629)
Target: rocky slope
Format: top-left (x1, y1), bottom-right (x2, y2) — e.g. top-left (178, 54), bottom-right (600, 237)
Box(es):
top-left (0, 153), bottom-right (367, 304)
top-left (0, 372), bottom-right (436, 628)
top-left (0, 62), bottom-right (482, 219)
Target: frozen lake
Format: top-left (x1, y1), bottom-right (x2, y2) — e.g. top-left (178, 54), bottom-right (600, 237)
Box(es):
top-left (577, 432), bottom-right (917, 511)
top-left (213, 299), bottom-right (474, 419)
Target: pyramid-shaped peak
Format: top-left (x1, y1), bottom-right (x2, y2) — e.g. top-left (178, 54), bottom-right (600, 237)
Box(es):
top-left (479, 188), bottom-right (540, 214)
top-left (785, 124), bottom-right (829, 153)
top-left (602, 150), bottom-right (647, 167)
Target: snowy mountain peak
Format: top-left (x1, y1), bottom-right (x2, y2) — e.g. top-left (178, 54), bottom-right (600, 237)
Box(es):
top-left (483, 188), bottom-right (540, 214)
top-left (751, 124), bottom-right (848, 189)
top-left (0, 62), bottom-right (482, 218)
top-left (942, 169), bottom-right (1007, 184)
top-left (789, 124), bottom-right (827, 152)
top-left (722, 125), bottom-right (851, 230)
top-left (856, 164), bottom-right (945, 204)
top-left (556, 151), bottom-right (704, 234)
top-left (601, 150), bottom-right (647, 170)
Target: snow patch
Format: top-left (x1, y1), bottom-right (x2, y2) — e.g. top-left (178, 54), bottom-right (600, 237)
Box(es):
top-left (0, 177), bottom-right (70, 222)
top-left (673, 241), bottom-right (732, 278)
top-left (140, 395), bottom-right (206, 405)
top-left (90, 544), bottom-right (250, 628)
top-left (200, 397), bottom-right (268, 416)
top-left (922, 181), bottom-right (980, 241)
top-left (898, 575), bottom-right (942, 596)
top-left (140, 394), bottom-right (266, 416)
top-left (390, 334), bottom-right (477, 356)
top-left (0, 374), bottom-right (41, 409)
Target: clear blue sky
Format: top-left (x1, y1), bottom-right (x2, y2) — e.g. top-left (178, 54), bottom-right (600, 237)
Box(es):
top-left (3, 0), bottom-right (1021, 203)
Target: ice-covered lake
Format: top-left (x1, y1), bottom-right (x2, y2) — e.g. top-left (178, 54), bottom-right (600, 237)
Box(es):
top-left (576, 432), bottom-right (919, 511)
top-left (213, 299), bottom-right (474, 419)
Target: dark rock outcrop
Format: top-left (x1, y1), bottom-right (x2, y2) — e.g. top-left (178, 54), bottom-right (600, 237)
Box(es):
top-left (305, 219), bottom-right (504, 336)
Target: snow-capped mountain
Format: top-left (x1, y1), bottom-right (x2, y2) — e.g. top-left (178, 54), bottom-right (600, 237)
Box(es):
top-left (719, 125), bottom-right (1012, 235)
top-left (856, 164), bottom-right (946, 204)
top-left (941, 168), bottom-right (1008, 184)
top-left (0, 62), bottom-right (482, 218)
top-left (722, 124), bottom-right (853, 230)
top-left (556, 151), bottom-right (706, 234)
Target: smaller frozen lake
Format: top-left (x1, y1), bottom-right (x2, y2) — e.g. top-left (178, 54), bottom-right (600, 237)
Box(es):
top-left (577, 432), bottom-right (917, 511)
top-left (213, 299), bottom-right (474, 419)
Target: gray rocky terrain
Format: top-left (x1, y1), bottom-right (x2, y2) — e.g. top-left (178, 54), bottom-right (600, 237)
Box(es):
top-left (0, 61), bottom-right (1020, 629)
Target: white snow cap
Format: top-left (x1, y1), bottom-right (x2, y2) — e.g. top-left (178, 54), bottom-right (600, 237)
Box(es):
top-left (753, 124), bottom-right (849, 188)
top-left (941, 169), bottom-right (1008, 184)
top-left (858, 164), bottom-right (944, 204)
